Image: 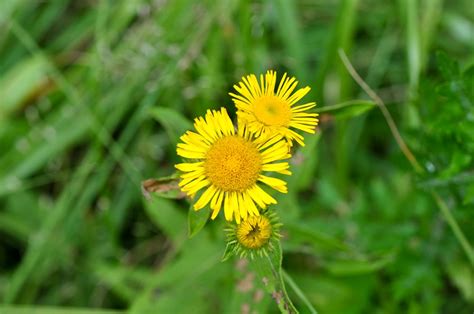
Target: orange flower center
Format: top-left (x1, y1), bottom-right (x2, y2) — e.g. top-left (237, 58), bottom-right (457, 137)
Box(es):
top-left (253, 95), bottom-right (291, 127)
top-left (204, 136), bottom-right (262, 192)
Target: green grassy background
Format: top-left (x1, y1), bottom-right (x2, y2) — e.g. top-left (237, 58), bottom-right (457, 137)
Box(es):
top-left (0, 0), bottom-right (473, 313)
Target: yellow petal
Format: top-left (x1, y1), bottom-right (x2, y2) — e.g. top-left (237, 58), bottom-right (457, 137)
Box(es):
top-left (258, 175), bottom-right (288, 193)
top-left (237, 193), bottom-right (247, 221)
top-left (194, 185), bottom-right (217, 210)
top-left (224, 192), bottom-right (233, 221)
top-left (175, 162), bottom-right (204, 172)
top-left (210, 190), bottom-right (223, 219)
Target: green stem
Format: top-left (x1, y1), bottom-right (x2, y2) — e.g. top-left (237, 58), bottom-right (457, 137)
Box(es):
top-left (339, 49), bottom-right (474, 267)
top-left (265, 253), bottom-right (299, 314)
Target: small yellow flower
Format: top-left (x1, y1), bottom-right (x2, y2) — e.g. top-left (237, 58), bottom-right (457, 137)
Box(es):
top-left (176, 108), bottom-right (291, 223)
top-left (236, 215), bottom-right (272, 249)
top-left (230, 70), bottom-right (319, 146)
top-left (224, 210), bottom-right (282, 259)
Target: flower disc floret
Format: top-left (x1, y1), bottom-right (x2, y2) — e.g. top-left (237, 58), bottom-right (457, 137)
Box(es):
top-left (253, 95), bottom-right (292, 127)
top-left (204, 136), bottom-right (262, 192)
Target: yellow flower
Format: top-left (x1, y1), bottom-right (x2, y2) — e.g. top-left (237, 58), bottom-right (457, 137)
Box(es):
top-left (236, 215), bottom-right (273, 249)
top-left (230, 70), bottom-right (319, 146)
top-left (176, 108), bottom-right (291, 223)
top-left (223, 210), bottom-right (282, 260)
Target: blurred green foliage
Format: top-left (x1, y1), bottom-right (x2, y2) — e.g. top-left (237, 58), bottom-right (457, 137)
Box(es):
top-left (0, 0), bottom-right (473, 313)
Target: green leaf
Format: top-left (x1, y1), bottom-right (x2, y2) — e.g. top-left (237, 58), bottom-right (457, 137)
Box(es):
top-left (0, 56), bottom-right (49, 119)
top-left (440, 151), bottom-right (472, 178)
top-left (285, 222), bottom-right (352, 252)
top-left (436, 50), bottom-right (460, 79)
top-left (143, 195), bottom-right (186, 244)
top-left (463, 182), bottom-right (474, 205)
top-left (93, 264), bottom-right (148, 302)
top-left (446, 260), bottom-right (474, 301)
top-left (188, 204), bottom-right (211, 238)
top-left (315, 100), bottom-right (376, 119)
top-left (149, 107), bottom-right (192, 143)
top-left (324, 253), bottom-right (395, 276)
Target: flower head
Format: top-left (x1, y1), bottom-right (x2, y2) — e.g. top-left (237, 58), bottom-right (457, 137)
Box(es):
top-left (224, 210), bottom-right (282, 259)
top-left (230, 70), bottom-right (319, 146)
top-left (176, 108), bottom-right (291, 223)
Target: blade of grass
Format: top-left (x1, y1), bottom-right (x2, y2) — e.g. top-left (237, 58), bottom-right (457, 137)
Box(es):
top-left (8, 81), bottom-right (164, 302)
top-left (420, 0), bottom-right (443, 68)
top-left (5, 1), bottom-right (218, 300)
top-left (402, 0), bottom-right (421, 90)
top-left (7, 18), bottom-right (142, 186)
top-left (314, 100), bottom-right (375, 118)
top-left (431, 191), bottom-right (474, 266)
top-left (274, 0), bottom-right (307, 79)
top-left (399, 0), bottom-right (422, 128)
top-left (338, 49), bottom-right (423, 173)
top-left (4, 147), bottom-right (101, 303)
top-left (314, 0), bottom-right (359, 103)
top-left (316, 0), bottom-right (359, 194)
top-left (282, 269), bottom-right (318, 314)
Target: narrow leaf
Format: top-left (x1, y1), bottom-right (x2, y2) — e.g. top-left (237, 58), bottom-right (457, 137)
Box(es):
top-left (143, 195), bottom-right (186, 244)
top-left (324, 253), bottom-right (395, 276)
top-left (149, 107), bottom-right (192, 143)
top-left (315, 100), bottom-right (376, 119)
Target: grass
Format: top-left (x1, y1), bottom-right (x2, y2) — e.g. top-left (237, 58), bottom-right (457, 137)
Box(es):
top-left (0, 1), bottom-right (473, 313)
